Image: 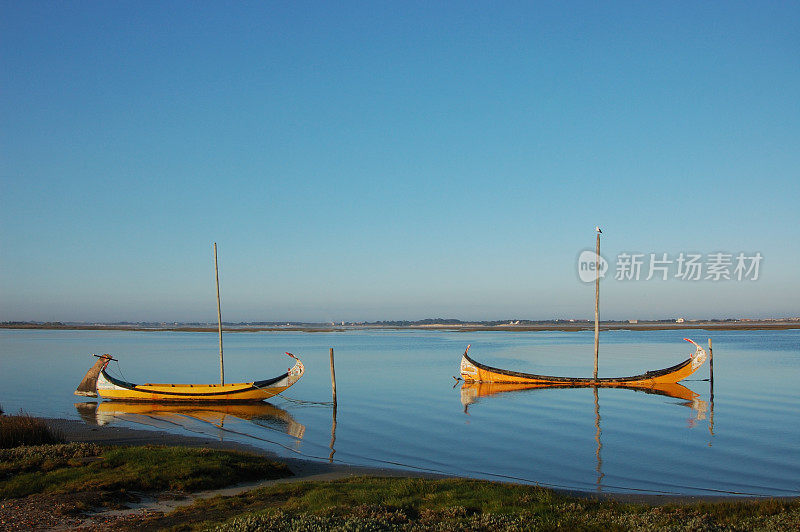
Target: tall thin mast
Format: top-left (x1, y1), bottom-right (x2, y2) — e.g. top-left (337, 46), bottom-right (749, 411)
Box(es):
top-left (593, 227), bottom-right (601, 380)
top-left (214, 243), bottom-right (225, 385)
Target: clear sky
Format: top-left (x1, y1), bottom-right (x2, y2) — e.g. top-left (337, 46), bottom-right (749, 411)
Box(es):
top-left (2, 1), bottom-right (799, 323)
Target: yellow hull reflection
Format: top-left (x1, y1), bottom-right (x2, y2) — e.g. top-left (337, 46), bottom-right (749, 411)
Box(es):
top-left (461, 381), bottom-right (697, 403)
top-left (460, 381), bottom-right (709, 419)
top-left (75, 400), bottom-right (305, 439)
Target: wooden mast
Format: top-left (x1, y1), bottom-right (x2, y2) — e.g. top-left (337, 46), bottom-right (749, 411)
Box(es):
top-left (594, 227), bottom-right (601, 380)
top-left (214, 243), bottom-right (225, 385)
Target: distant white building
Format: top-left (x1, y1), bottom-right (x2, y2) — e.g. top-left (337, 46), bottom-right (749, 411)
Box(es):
top-left (676, 317), bottom-right (685, 323)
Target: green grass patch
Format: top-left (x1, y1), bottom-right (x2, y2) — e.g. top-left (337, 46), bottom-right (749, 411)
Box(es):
top-left (0, 411), bottom-right (64, 448)
top-left (0, 444), bottom-right (291, 500)
top-left (146, 476), bottom-right (800, 532)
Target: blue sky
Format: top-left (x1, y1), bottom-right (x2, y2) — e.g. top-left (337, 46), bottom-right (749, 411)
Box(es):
top-left (2, 1), bottom-right (799, 322)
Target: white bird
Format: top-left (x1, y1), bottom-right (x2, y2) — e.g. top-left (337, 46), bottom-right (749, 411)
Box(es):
top-left (595, 226), bottom-right (602, 233)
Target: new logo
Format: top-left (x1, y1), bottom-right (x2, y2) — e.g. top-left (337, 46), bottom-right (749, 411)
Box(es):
top-left (577, 250), bottom-right (608, 283)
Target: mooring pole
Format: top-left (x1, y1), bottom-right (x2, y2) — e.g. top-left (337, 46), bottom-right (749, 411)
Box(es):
top-left (329, 347), bottom-right (337, 408)
top-left (214, 243), bottom-right (224, 385)
top-left (594, 227), bottom-right (601, 380)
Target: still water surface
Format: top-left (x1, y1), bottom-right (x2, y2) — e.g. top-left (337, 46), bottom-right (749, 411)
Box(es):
top-left (1, 328), bottom-right (798, 496)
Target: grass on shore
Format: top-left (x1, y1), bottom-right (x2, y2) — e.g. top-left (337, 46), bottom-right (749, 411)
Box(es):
top-left (0, 411), bottom-right (65, 448)
top-left (0, 434), bottom-right (797, 530)
top-left (130, 476), bottom-right (800, 531)
top-left (0, 443), bottom-right (292, 500)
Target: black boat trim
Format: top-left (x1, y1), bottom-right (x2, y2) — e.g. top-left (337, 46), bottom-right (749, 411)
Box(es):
top-left (101, 369), bottom-right (288, 397)
top-left (462, 351), bottom-right (692, 383)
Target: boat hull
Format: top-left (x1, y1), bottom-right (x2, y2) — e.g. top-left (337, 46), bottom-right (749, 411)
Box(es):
top-left (460, 339), bottom-right (707, 386)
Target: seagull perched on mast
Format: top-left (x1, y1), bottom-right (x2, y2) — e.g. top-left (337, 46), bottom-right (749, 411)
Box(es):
top-left (595, 226), bottom-right (602, 233)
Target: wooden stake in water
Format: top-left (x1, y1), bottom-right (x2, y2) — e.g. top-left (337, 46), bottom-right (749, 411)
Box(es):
top-left (329, 347), bottom-right (337, 408)
top-left (594, 227), bottom-right (601, 380)
top-left (214, 243), bottom-right (224, 385)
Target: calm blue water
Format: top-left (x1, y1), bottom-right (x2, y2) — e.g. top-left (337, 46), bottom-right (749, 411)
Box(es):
top-left (1, 328), bottom-right (798, 496)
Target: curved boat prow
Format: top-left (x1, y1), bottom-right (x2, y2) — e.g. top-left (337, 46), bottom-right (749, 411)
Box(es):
top-left (683, 338), bottom-right (709, 373)
top-left (74, 355), bottom-right (113, 397)
top-left (284, 352), bottom-right (305, 387)
top-left (460, 345), bottom-right (478, 380)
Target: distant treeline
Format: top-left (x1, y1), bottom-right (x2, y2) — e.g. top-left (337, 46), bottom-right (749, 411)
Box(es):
top-left (6, 318), bottom-right (794, 329)
top-left (2, 321), bottom-right (66, 326)
top-left (359, 318), bottom-right (744, 326)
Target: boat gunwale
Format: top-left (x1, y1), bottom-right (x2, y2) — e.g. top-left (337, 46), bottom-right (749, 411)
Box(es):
top-left (462, 350), bottom-right (692, 384)
top-left (100, 367), bottom-right (289, 398)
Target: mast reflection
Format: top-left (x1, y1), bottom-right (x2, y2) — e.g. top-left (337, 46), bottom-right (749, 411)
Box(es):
top-left (593, 386), bottom-right (603, 492)
top-left (460, 381), bottom-right (711, 492)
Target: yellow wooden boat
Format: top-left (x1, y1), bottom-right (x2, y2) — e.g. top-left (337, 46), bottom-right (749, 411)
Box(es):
top-left (460, 338), bottom-right (708, 386)
top-left (461, 229), bottom-right (707, 391)
top-left (75, 352), bottom-right (304, 403)
top-left (74, 243), bottom-right (304, 403)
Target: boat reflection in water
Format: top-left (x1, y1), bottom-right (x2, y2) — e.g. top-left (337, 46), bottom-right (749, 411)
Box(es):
top-left (460, 381), bottom-right (711, 492)
top-left (460, 381), bottom-right (709, 420)
top-left (74, 401), bottom-right (306, 439)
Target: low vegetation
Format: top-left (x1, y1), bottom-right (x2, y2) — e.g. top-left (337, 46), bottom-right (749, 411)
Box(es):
top-left (0, 443), bottom-right (291, 500)
top-left (0, 411), bottom-right (64, 448)
top-left (127, 477), bottom-right (800, 531)
top-left (1, 412), bottom-right (797, 530)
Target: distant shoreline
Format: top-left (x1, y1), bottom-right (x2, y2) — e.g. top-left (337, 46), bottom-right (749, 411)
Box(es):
top-left (2, 321), bottom-right (799, 333)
